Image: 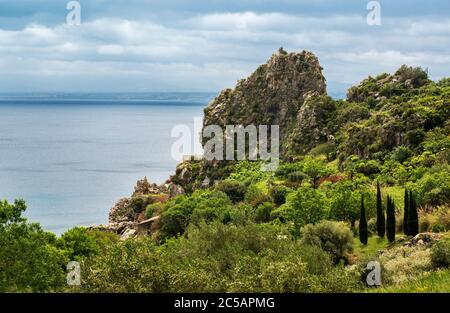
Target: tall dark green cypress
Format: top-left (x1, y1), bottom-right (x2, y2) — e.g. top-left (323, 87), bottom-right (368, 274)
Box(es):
top-left (376, 182), bottom-right (385, 238)
top-left (359, 195), bottom-right (368, 245)
top-left (386, 196), bottom-right (396, 243)
top-left (408, 191), bottom-right (419, 236)
top-left (403, 188), bottom-right (409, 235)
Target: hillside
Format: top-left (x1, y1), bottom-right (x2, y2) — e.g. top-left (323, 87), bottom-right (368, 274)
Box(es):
top-left (1, 49), bottom-right (449, 293)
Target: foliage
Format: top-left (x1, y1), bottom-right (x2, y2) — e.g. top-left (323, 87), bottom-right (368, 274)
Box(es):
top-left (216, 180), bottom-right (247, 203)
top-left (160, 190), bottom-right (233, 238)
top-left (0, 199), bottom-right (67, 292)
top-left (57, 227), bottom-right (118, 261)
top-left (418, 206), bottom-right (450, 233)
top-left (145, 202), bottom-right (163, 219)
top-left (379, 245), bottom-right (432, 285)
top-left (244, 184), bottom-right (270, 207)
top-left (324, 178), bottom-right (375, 226)
top-left (273, 184), bottom-right (329, 233)
top-left (407, 191), bottom-right (419, 236)
top-left (77, 221), bottom-right (361, 292)
top-left (254, 202), bottom-right (274, 223)
top-left (386, 196), bottom-right (396, 243)
top-left (359, 196), bottom-right (368, 245)
top-left (300, 220), bottom-right (354, 263)
top-left (431, 238), bottom-right (450, 268)
top-left (404, 188), bottom-right (409, 235)
top-left (269, 185), bottom-right (291, 206)
top-left (376, 182), bottom-right (385, 238)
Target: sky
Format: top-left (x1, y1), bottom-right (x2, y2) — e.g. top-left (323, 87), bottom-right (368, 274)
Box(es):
top-left (0, 0), bottom-right (449, 96)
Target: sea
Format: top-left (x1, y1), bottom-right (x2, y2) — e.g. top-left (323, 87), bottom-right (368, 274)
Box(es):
top-left (0, 92), bottom-right (214, 235)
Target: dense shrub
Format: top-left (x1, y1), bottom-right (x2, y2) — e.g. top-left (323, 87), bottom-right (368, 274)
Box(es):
top-left (254, 202), bottom-right (274, 223)
top-left (244, 184), bottom-right (271, 207)
top-left (287, 171), bottom-right (309, 183)
top-left (273, 185), bottom-right (329, 232)
top-left (379, 245), bottom-right (432, 285)
top-left (216, 180), bottom-right (247, 203)
top-left (145, 202), bottom-right (163, 219)
top-left (326, 179), bottom-right (375, 226)
top-left (77, 221), bottom-right (361, 293)
top-left (431, 238), bottom-right (450, 268)
top-left (418, 207), bottom-right (450, 233)
top-left (300, 220), bottom-right (354, 263)
top-left (160, 190), bottom-right (234, 238)
top-left (410, 167), bottom-right (450, 206)
top-left (57, 227), bottom-right (118, 261)
top-left (0, 200), bottom-right (67, 292)
top-left (129, 195), bottom-right (155, 214)
top-left (270, 185), bottom-right (291, 206)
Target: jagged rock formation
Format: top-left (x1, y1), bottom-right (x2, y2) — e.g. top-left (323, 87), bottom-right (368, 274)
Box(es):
top-left (106, 177), bottom-right (169, 239)
top-left (346, 65), bottom-right (430, 105)
top-left (133, 176), bottom-right (163, 196)
top-left (202, 48), bottom-right (328, 160)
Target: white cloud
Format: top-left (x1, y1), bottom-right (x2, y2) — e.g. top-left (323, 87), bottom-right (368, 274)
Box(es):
top-left (0, 12), bottom-right (449, 94)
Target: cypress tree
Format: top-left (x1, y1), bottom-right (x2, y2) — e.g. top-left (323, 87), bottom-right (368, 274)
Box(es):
top-left (403, 187), bottom-right (409, 235)
top-left (386, 196), bottom-right (396, 243)
top-left (408, 191), bottom-right (419, 236)
top-left (376, 182), bottom-right (385, 238)
top-left (359, 195), bottom-right (368, 245)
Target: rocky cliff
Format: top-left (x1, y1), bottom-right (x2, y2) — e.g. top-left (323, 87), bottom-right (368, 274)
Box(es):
top-left (202, 48), bottom-right (329, 160)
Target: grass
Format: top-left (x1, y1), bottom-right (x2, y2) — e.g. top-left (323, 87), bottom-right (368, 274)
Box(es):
top-left (354, 236), bottom-right (390, 258)
top-left (370, 269), bottom-right (450, 293)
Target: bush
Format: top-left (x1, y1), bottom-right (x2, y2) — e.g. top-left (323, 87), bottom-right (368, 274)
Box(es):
top-left (418, 207), bottom-right (450, 233)
top-left (300, 220), bottom-right (354, 264)
top-left (244, 184), bottom-right (271, 207)
top-left (391, 146), bottom-right (412, 163)
top-left (216, 180), bottom-right (247, 203)
top-left (273, 185), bottom-right (329, 232)
top-left (287, 171), bottom-right (308, 183)
top-left (270, 186), bottom-right (290, 206)
top-left (0, 200), bottom-right (67, 292)
top-left (326, 179), bottom-right (375, 226)
top-left (431, 238), bottom-right (450, 268)
top-left (379, 245), bottom-right (432, 285)
top-left (410, 167), bottom-right (450, 206)
top-left (145, 202), bottom-right (163, 219)
top-left (57, 227), bottom-right (117, 261)
top-left (254, 202), bottom-right (274, 223)
top-left (130, 195), bottom-right (154, 214)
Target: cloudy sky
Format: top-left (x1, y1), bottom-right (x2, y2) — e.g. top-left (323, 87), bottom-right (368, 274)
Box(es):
top-left (0, 0), bottom-right (449, 96)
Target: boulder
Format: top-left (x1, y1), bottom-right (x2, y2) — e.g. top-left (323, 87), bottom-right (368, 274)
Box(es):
top-left (404, 232), bottom-right (444, 247)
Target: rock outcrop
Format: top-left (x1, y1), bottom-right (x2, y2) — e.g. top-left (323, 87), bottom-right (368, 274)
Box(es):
top-left (202, 48), bottom-right (328, 160)
top-left (106, 177), bottom-right (170, 239)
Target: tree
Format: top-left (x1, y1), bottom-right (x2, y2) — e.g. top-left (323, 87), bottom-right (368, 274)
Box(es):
top-left (0, 199), bottom-right (67, 292)
top-left (386, 196), bottom-right (396, 243)
top-left (403, 188), bottom-right (409, 235)
top-left (407, 191), bottom-right (419, 236)
top-left (359, 196), bottom-right (368, 245)
top-left (376, 182), bottom-right (385, 238)
top-left (273, 185), bottom-right (329, 231)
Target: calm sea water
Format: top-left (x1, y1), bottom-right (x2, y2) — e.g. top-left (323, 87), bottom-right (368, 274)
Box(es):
top-left (0, 93), bottom-right (213, 234)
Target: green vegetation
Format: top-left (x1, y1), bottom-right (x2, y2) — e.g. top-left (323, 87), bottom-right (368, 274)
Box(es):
top-left (1, 65), bottom-right (449, 293)
top-left (359, 196), bottom-right (368, 245)
top-left (386, 196), bottom-right (396, 243)
top-left (376, 182), bottom-right (385, 238)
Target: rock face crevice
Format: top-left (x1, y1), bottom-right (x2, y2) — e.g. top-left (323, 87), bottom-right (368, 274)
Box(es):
top-left (202, 48), bottom-right (328, 160)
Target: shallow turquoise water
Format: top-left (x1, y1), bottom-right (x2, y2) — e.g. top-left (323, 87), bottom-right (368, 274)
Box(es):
top-left (0, 93), bottom-right (212, 234)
